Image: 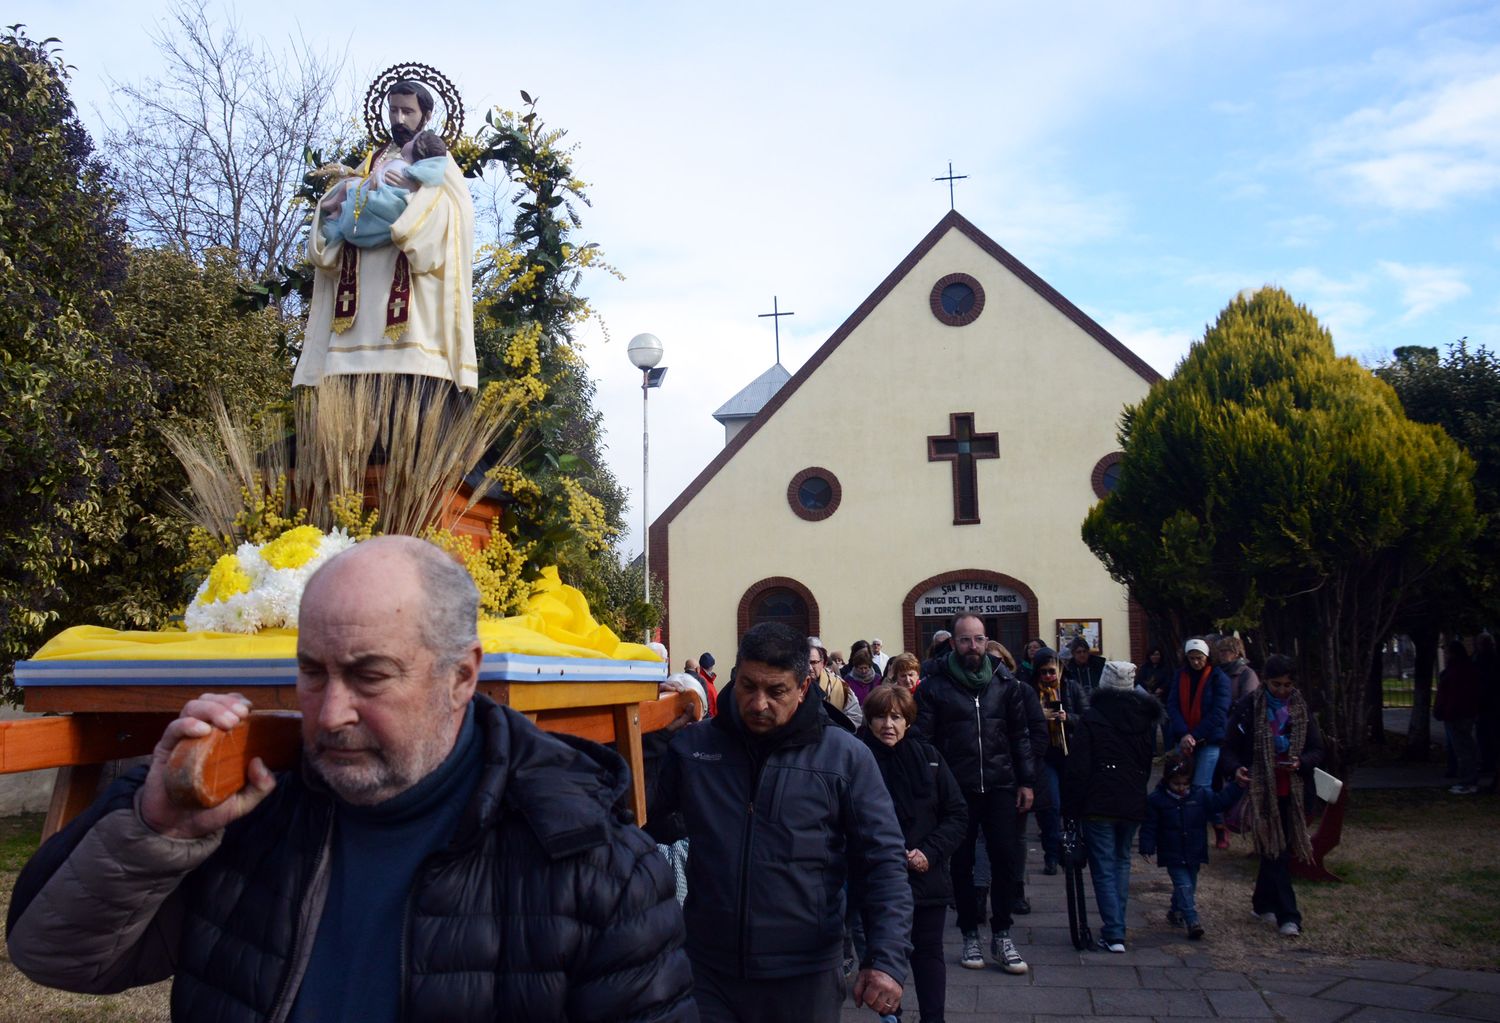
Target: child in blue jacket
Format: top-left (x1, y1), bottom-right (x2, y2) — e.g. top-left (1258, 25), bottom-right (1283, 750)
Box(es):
top-left (1140, 753), bottom-right (1248, 939)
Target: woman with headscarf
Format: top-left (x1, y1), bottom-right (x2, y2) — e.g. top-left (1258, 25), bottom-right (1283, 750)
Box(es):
top-left (1220, 653), bottom-right (1323, 937)
top-left (859, 685), bottom-right (967, 1023)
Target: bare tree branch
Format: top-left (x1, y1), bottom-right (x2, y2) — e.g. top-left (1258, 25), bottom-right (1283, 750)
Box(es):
top-left (101, 0), bottom-right (349, 289)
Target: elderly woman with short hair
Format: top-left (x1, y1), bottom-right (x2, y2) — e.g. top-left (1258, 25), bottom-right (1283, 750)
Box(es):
top-left (860, 685), bottom-right (968, 1023)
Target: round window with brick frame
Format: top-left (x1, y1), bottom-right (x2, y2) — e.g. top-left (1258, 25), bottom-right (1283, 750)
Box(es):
top-left (1091, 452), bottom-right (1124, 499)
top-left (930, 272), bottom-right (986, 326)
top-left (787, 467), bottom-right (842, 521)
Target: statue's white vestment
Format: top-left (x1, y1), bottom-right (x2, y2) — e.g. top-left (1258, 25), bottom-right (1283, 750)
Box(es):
top-left (296, 152), bottom-right (477, 390)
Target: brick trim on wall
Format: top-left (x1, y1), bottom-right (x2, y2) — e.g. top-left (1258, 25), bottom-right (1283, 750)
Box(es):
top-left (1091, 451), bottom-right (1124, 500)
top-left (737, 576), bottom-right (821, 641)
top-left (787, 467), bottom-right (842, 522)
top-left (901, 569), bottom-right (1040, 656)
top-left (929, 272), bottom-right (986, 326)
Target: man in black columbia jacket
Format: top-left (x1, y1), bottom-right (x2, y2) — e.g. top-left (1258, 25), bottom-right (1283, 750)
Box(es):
top-left (915, 613), bottom-right (1035, 975)
top-left (7, 537), bottom-right (695, 1022)
top-left (653, 622), bottom-right (912, 1023)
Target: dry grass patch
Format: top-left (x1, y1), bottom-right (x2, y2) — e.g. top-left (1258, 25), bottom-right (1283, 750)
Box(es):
top-left (0, 815), bottom-right (168, 1023)
top-left (1133, 788), bottom-right (1500, 971)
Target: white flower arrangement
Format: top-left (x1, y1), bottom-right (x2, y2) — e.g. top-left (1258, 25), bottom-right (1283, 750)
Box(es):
top-left (185, 525), bottom-right (358, 634)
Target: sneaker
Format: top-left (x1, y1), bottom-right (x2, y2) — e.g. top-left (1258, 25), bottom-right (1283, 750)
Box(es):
top-left (1214, 826), bottom-right (1230, 850)
top-left (1165, 909), bottom-right (1183, 927)
top-left (1450, 784), bottom-right (1479, 795)
top-left (1011, 895), bottom-right (1031, 915)
top-left (1095, 937), bottom-right (1126, 954)
top-left (992, 932), bottom-right (1029, 974)
top-left (1187, 921), bottom-right (1205, 940)
top-left (1043, 856), bottom-right (1059, 875)
top-left (1279, 921), bottom-right (1302, 937)
top-left (1251, 910), bottom-right (1277, 924)
top-left (960, 932), bottom-right (984, 969)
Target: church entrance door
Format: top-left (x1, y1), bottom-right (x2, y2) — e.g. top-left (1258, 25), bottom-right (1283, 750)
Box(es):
top-left (908, 576), bottom-right (1034, 663)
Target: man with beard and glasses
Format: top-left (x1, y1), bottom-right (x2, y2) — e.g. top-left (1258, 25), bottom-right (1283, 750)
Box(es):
top-left (8, 536), bottom-right (696, 1022)
top-left (914, 613), bottom-right (1035, 976)
top-left (296, 79), bottom-right (478, 392)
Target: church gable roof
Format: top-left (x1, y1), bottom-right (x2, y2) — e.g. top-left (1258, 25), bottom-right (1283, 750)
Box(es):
top-left (652, 210), bottom-right (1161, 537)
top-left (712, 362), bottom-right (792, 423)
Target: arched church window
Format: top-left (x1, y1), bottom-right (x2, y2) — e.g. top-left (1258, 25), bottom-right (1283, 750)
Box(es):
top-left (787, 467), bottom-right (842, 521)
top-left (737, 577), bottom-right (820, 640)
top-left (929, 272), bottom-right (986, 326)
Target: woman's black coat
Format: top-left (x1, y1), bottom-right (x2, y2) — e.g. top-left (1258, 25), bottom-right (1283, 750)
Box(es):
top-left (860, 732), bottom-right (969, 906)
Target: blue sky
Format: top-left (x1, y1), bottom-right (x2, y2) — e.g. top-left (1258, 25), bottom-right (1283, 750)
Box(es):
top-left (14, 0), bottom-right (1500, 555)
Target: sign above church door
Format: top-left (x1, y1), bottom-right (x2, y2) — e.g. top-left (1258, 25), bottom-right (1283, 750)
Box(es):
top-left (915, 580), bottom-right (1028, 617)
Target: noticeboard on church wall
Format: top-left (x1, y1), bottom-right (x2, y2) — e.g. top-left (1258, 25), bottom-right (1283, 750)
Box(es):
top-left (915, 581), bottom-right (1028, 617)
top-left (1056, 618), bottom-right (1102, 653)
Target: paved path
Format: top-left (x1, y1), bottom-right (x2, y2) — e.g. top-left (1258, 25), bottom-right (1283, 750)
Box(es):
top-left (839, 834), bottom-right (1498, 1023)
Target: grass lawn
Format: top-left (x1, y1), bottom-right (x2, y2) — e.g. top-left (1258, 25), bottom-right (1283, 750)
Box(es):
top-left (1139, 787), bottom-right (1500, 971)
top-left (0, 815), bottom-right (169, 1022)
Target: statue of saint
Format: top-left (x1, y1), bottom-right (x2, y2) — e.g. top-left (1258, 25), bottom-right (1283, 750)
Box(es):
top-left (295, 73), bottom-right (477, 391)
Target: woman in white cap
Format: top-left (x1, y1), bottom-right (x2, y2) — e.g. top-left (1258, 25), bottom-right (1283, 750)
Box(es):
top-left (1062, 660), bottom-right (1163, 952)
top-left (1166, 638), bottom-right (1234, 848)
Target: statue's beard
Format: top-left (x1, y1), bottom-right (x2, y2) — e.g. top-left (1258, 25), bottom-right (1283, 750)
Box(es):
top-left (391, 123), bottom-right (416, 145)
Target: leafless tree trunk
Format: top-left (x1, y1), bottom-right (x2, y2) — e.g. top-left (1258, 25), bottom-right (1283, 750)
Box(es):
top-left (101, 0), bottom-right (349, 290)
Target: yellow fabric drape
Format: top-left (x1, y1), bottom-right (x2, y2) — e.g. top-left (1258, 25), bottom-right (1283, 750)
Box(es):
top-left (30, 567), bottom-right (660, 664)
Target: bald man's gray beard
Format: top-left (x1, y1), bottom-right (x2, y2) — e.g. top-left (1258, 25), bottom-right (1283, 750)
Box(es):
top-left (305, 686), bottom-right (455, 805)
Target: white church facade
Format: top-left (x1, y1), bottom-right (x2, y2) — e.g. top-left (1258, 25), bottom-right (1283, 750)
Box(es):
top-left (650, 211), bottom-right (1162, 666)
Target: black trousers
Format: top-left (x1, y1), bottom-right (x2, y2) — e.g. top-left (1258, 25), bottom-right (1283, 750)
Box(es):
top-left (952, 788), bottom-right (1020, 934)
top-left (906, 902), bottom-right (948, 1022)
top-left (692, 961), bottom-right (845, 1023)
top-left (1252, 796), bottom-right (1302, 926)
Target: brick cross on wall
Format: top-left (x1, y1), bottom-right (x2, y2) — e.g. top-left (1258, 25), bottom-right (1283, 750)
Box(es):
top-left (928, 412), bottom-right (999, 525)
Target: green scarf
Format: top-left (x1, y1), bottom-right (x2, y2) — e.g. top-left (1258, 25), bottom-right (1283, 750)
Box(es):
top-left (945, 651), bottom-right (994, 692)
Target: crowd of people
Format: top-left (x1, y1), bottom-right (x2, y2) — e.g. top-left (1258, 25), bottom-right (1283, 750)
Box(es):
top-left (638, 619), bottom-right (1336, 1021)
top-left (5, 538), bottom-right (1353, 1023)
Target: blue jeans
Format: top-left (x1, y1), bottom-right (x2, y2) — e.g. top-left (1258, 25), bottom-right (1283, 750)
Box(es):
top-left (1082, 819), bottom-right (1139, 943)
top-left (1191, 743), bottom-right (1222, 825)
top-left (1036, 762), bottom-right (1063, 862)
top-left (1167, 864), bottom-right (1200, 925)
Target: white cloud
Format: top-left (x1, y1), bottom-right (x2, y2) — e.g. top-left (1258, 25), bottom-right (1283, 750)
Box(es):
top-left (1377, 261), bottom-right (1471, 320)
top-left (1094, 311), bottom-right (1196, 377)
top-left (1316, 67), bottom-right (1500, 211)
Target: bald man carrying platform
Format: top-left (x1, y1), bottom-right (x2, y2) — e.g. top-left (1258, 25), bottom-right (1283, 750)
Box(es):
top-left (7, 537), bottom-right (696, 1023)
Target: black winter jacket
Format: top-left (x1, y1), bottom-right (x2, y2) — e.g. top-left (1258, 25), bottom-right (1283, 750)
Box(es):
top-left (857, 732), bottom-right (968, 906)
top-left (1063, 687), bottom-right (1163, 822)
top-left (653, 683), bottom-right (913, 981)
top-left (914, 657), bottom-right (1035, 795)
top-left (1140, 782), bottom-right (1245, 866)
top-left (7, 696), bottom-right (696, 1022)
top-left (1063, 653), bottom-right (1107, 694)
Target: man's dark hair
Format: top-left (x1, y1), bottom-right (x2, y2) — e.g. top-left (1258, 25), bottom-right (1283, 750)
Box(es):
top-left (949, 612), bottom-right (984, 634)
top-left (737, 621), bottom-right (809, 681)
top-left (1069, 636), bottom-right (1091, 653)
top-left (389, 80), bottom-right (435, 118)
top-left (409, 129), bottom-right (448, 161)
top-left (1263, 653), bottom-right (1297, 678)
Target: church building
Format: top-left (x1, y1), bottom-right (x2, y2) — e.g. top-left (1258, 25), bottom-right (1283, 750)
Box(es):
top-left (649, 211), bottom-right (1162, 667)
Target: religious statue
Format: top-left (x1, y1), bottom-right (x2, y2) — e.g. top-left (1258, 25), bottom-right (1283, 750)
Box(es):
top-left (295, 64), bottom-right (477, 391)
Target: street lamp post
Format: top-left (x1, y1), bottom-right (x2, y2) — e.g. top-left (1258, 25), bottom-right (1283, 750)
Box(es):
top-left (626, 333), bottom-right (666, 643)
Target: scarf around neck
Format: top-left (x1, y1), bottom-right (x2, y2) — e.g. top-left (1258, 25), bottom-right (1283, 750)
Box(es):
top-left (1177, 664), bottom-right (1212, 731)
top-left (857, 727), bottom-right (931, 831)
top-left (945, 651), bottom-right (994, 692)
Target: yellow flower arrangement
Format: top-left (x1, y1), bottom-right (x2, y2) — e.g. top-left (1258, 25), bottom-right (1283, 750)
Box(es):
top-left (260, 525), bottom-right (326, 570)
top-left (201, 554), bottom-right (253, 604)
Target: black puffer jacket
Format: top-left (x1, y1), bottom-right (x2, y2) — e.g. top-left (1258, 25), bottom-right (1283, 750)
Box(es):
top-left (653, 683), bottom-right (913, 981)
top-left (8, 696), bottom-right (695, 1022)
top-left (914, 656), bottom-right (1035, 795)
top-left (1062, 686), bottom-right (1163, 822)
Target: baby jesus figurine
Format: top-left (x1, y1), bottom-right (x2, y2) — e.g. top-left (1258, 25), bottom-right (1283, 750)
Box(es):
top-left (319, 130), bottom-right (449, 249)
